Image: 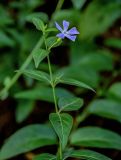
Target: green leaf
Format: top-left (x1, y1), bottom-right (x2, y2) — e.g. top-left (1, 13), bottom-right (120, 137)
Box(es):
top-left (19, 70), bottom-right (50, 84)
top-left (0, 125), bottom-right (57, 160)
top-left (46, 37), bottom-right (62, 49)
top-left (26, 12), bottom-right (48, 23)
top-left (71, 0), bottom-right (86, 10)
top-left (104, 38), bottom-right (121, 49)
top-left (15, 100), bottom-right (34, 123)
top-left (87, 99), bottom-right (121, 123)
top-left (60, 78), bottom-right (95, 92)
top-left (58, 97), bottom-right (83, 112)
top-left (32, 18), bottom-right (45, 32)
top-left (58, 65), bottom-right (99, 88)
top-left (53, 71), bottom-right (64, 86)
top-left (15, 87), bottom-right (74, 102)
top-left (78, 50), bottom-right (114, 71)
top-left (0, 6), bottom-right (13, 27)
top-left (20, 30), bottom-right (40, 52)
top-left (64, 149), bottom-right (112, 160)
top-left (70, 127), bottom-right (121, 150)
top-left (33, 48), bottom-right (49, 68)
top-left (70, 41), bottom-right (97, 65)
top-left (25, 0), bottom-right (44, 10)
top-left (0, 31), bottom-right (15, 47)
top-left (107, 83), bottom-right (121, 102)
top-left (53, 9), bottom-right (80, 25)
top-left (3, 77), bottom-right (11, 87)
top-left (79, 1), bottom-right (121, 39)
top-left (33, 153), bottom-right (56, 160)
top-left (49, 113), bottom-right (73, 150)
top-left (45, 28), bottom-right (58, 33)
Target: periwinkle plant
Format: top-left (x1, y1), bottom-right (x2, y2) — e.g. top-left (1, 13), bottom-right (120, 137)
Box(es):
top-left (31, 18), bottom-right (81, 159)
top-left (0, 17), bottom-right (113, 160)
top-left (12, 18), bottom-right (110, 160)
top-left (0, 11), bottom-right (114, 160)
top-left (15, 17), bottom-right (93, 159)
top-left (0, 8), bottom-right (117, 160)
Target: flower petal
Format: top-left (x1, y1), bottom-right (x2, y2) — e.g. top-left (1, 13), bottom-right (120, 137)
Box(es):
top-left (55, 22), bottom-right (63, 32)
top-left (65, 34), bottom-right (77, 41)
top-left (56, 33), bottom-right (65, 39)
top-left (63, 20), bottom-right (69, 31)
top-left (67, 27), bottom-right (79, 35)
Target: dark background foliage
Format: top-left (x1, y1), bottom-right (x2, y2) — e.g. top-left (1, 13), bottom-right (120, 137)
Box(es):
top-left (0, 0), bottom-right (121, 159)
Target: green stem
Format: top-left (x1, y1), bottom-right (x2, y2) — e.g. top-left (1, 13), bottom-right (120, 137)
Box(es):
top-left (55, 0), bottom-right (65, 14)
top-left (76, 112), bottom-right (88, 127)
top-left (43, 33), bottom-right (58, 113)
top-left (47, 55), bottom-right (58, 113)
top-left (0, 0), bottom-right (65, 99)
top-left (59, 140), bottom-right (62, 160)
top-left (43, 33), bottom-right (63, 160)
top-left (43, 34), bottom-right (62, 158)
top-left (44, 35), bottom-right (62, 160)
top-left (50, 0), bottom-right (65, 26)
top-left (52, 85), bottom-right (58, 113)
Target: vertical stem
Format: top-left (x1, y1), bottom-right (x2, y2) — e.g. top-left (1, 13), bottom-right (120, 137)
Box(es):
top-left (74, 111), bottom-right (88, 130)
top-left (43, 34), bottom-right (62, 159)
top-left (47, 55), bottom-right (62, 160)
top-left (43, 34), bottom-right (58, 113)
top-left (49, 0), bottom-right (65, 27)
top-left (55, 0), bottom-right (65, 14)
top-left (47, 55), bottom-right (58, 113)
top-left (59, 141), bottom-right (62, 160)
top-left (46, 1), bottom-right (65, 157)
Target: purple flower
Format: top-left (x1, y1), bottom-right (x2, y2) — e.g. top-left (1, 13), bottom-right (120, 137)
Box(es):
top-left (55, 20), bottom-right (79, 42)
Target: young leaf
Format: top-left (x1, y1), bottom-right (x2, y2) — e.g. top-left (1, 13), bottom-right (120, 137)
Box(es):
top-left (46, 37), bottom-right (62, 49)
top-left (32, 48), bottom-right (49, 68)
top-left (58, 97), bottom-right (83, 112)
top-left (49, 113), bottom-right (73, 150)
top-left (45, 28), bottom-right (58, 33)
top-left (70, 127), bottom-right (121, 150)
top-left (32, 18), bottom-right (45, 32)
top-left (53, 71), bottom-right (64, 86)
top-left (87, 99), bottom-right (121, 123)
top-left (19, 70), bottom-right (50, 84)
top-left (64, 149), bottom-right (112, 160)
top-left (33, 153), bottom-right (56, 160)
top-left (0, 125), bottom-right (57, 160)
top-left (60, 78), bottom-right (95, 92)
top-left (16, 100), bottom-right (34, 123)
